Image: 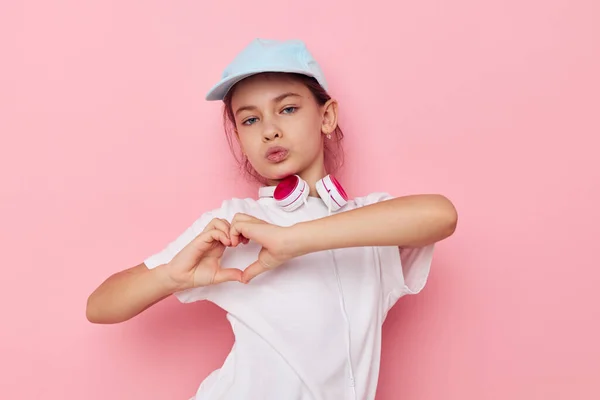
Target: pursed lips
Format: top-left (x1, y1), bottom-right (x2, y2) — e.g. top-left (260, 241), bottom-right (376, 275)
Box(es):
top-left (265, 146), bottom-right (289, 163)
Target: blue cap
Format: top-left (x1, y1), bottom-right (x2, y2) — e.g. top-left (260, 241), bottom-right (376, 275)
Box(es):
top-left (205, 38), bottom-right (328, 101)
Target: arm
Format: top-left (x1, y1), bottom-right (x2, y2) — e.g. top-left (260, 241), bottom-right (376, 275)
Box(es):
top-left (86, 223), bottom-right (243, 324)
top-left (292, 194), bottom-right (458, 255)
top-left (86, 263), bottom-right (178, 324)
top-left (229, 194), bottom-right (458, 283)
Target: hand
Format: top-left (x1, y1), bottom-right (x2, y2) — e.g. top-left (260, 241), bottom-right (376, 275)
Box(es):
top-left (166, 218), bottom-right (243, 290)
top-left (229, 213), bottom-right (297, 283)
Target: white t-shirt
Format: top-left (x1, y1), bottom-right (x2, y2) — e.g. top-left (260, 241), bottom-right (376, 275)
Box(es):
top-left (144, 192), bottom-right (434, 400)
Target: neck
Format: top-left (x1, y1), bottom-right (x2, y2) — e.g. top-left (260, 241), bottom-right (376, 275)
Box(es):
top-left (301, 165), bottom-right (328, 197)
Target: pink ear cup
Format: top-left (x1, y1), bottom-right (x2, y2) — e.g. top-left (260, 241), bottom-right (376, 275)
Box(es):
top-left (330, 175), bottom-right (348, 202)
top-left (273, 175), bottom-right (309, 212)
top-left (273, 175), bottom-right (298, 200)
top-left (315, 175), bottom-right (348, 212)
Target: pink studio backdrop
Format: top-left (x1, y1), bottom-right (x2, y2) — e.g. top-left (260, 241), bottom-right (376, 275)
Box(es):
top-left (1, 1), bottom-right (599, 399)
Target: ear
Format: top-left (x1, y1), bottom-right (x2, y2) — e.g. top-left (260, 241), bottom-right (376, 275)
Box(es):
top-left (321, 99), bottom-right (339, 136)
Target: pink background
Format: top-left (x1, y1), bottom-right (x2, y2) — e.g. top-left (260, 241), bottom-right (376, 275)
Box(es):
top-left (1, 0), bottom-right (599, 399)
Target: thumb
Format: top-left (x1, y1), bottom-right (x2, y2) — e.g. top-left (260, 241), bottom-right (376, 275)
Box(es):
top-left (242, 248), bottom-right (279, 284)
top-left (241, 260), bottom-right (268, 284)
top-left (213, 268), bottom-right (243, 284)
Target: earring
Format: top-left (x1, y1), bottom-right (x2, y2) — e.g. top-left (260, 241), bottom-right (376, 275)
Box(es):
top-left (326, 133), bottom-right (332, 140)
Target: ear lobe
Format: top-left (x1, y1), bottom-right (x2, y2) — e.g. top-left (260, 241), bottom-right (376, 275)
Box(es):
top-left (322, 99), bottom-right (339, 134)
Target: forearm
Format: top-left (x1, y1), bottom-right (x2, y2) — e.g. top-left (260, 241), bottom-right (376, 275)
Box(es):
top-left (86, 263), bottom-right (177, 324)
top-left (292, 194), bottom-right (457, 255)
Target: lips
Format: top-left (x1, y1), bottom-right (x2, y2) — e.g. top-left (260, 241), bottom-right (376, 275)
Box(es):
top-left (265, 146), bottom-right (289, 163)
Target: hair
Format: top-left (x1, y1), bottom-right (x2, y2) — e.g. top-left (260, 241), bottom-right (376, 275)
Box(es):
top-left (222, 73), bottom-right (345, 185)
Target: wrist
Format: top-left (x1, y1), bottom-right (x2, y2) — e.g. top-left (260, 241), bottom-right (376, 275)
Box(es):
top-left (154, 263), bottom-right (186, 294)
top-left (287, 221), bottom-right (319, 257)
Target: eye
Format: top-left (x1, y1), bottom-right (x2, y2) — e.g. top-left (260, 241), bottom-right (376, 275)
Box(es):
top-left (281, 106), bottom-right (297, 114)
top-left (242, 117), bottom-right (258, 126)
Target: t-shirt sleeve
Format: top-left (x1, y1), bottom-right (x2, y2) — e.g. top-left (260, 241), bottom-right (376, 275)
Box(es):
top-left (144, 209), bottom-right (222, 303)
top-left (355, 192), bottom-right (435, 313)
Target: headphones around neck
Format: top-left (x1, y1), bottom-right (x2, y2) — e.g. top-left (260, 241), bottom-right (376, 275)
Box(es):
top-left (258, 174), bottom-right (348, 212)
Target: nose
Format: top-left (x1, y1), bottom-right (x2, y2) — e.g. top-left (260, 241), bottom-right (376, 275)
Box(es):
top-left (262, 123), bottom-right (282, 142)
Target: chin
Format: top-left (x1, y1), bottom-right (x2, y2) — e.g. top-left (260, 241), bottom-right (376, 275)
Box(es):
top-left (261, 163), bottom-right (300, 182)
top-left (270, 170), bottom-right (297, 181)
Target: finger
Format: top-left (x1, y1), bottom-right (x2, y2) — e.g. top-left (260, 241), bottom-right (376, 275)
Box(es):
top-left (212, 218), bottom-right (232, 236)
top-left (230, 213), bottom-right (269, 246)
top-left (191, 229), bottom-right (230, 253)
top-left (242, 260), bottom-right (268, 284)
top-left (203, 218), bottom-right (231, 236)
top-left (213, 268), bottom-right (243, 284)
top-left (230, 221), bottom-right (251, 247)
top-left (231, 213), bottom-right (267, 227)
top-left (230, 214), bottom-right (250, 246)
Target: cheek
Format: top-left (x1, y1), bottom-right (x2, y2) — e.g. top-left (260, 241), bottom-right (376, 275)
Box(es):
top-left (237, 134), bottom-right (251, 152)
top-left (240, 138), bottom-right (262, 161)
top-left (294, 113), bottom-right (324, 144)
top-left (307, 119), bottom-right (325, 147)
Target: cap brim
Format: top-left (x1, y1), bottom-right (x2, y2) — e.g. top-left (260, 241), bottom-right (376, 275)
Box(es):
top-left (205, 68), bottom-right (320, 101)
top-left (205, 72), bottom-right (260, 101)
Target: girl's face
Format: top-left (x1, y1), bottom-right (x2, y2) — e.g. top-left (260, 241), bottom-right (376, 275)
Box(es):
top-left (230, 73), bottom-right (338, 185)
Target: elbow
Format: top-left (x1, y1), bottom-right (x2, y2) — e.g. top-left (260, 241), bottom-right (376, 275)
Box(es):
top-left (436, 194), bottom-right (458, 240)
top-left (444, 210), bottom-right (458, 239)
top-left (86, 292), bottom-right (113, 324)
top-left (395, 194), bottom-right (458, 248)
top-left (86, 294), bottom-right (102, 324)
top-left (419, 194), bottom-right (457, 244)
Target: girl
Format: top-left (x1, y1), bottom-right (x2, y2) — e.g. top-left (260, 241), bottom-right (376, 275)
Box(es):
top-left (87, 38), bottom-right (458, 400)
